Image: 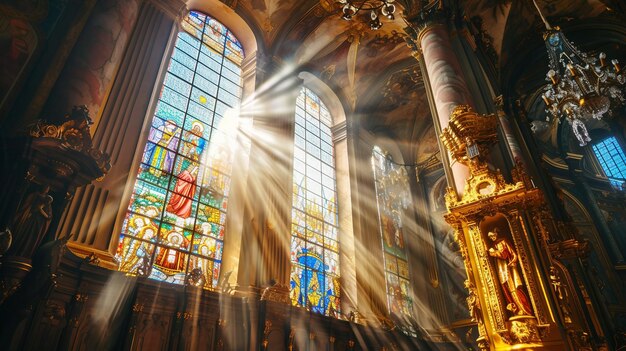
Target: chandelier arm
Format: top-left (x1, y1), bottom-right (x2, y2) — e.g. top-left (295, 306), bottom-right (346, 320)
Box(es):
top-left (354, 1), bottom-right (367, 12)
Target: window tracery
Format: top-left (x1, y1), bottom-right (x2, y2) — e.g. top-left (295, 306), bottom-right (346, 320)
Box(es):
top-left (372, 146), bottom-right (416, 335)
top-left (115, 12), bottom-right (243, 289)
top-left (592, 136), bottom-right (626, 189)
top-left (289, 87), bottom-right (341, 317)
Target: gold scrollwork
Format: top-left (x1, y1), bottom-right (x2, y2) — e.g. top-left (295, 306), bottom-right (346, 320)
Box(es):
top-left (29, 106), bottom-right (111, 175)
top-left (441, 104), bottom-right (564, 348)
top-left (132, 303), bottom-right (144, 313)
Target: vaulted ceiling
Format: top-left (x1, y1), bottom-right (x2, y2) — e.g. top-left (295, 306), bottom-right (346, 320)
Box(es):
top-left (187, 0), bottom-right (617, 162)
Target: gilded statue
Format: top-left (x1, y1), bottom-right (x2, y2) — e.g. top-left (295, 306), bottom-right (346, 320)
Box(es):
top-left (486, 228), bottom-right (533, 316)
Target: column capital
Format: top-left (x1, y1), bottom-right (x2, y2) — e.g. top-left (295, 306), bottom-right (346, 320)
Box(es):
top-left (402, 2), bottom-right (450, 54)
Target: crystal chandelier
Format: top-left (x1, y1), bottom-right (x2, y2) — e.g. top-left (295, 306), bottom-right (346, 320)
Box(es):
top-left (336, 0), bottom-right (396, 30)
top-left (533, 0), bottom-right (625, 146)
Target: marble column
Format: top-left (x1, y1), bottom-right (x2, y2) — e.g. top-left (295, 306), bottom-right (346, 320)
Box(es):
top-left (55, 2), bottom-right (177, 266)
top-left (406, 14), bottom-right (473, 196)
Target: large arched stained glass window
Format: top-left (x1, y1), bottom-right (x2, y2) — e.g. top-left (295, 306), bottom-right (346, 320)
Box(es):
top-left (290, 87), bottom-right (340, 317)
top-left (372, 146), bottom-right (416, 335)
top-left (115, 12), bottom-right (244, 289)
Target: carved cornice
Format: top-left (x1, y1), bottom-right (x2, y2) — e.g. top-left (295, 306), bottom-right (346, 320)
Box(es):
top-left (402, 1), bottom-right (449, 54)
top-left (441, 105), bottom-right (498, 167)
top-left (260, 283), bottom-right (290, 304)
top-left (332, 120), bottom-right (347, 143)
top-left (548, 239), bottom-right (591, 260)
top-left (146, 0), bottom-right (186, 20)
top-left (440, 105), bottom-right (510, 208)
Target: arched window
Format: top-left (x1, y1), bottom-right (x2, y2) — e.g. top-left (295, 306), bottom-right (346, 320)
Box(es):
top-left (290, 87), bottom-right (340, 317)
top-left (592, 136), bottom-right (626, 189)
top-left (115, 12), bottom-right (244, 289)
top-left (372, 146), bottom-right (416, 335)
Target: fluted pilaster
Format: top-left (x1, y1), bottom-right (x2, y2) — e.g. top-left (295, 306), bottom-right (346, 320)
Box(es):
top-left (236, 57), bottom-right (298, 290)
top-left (56, 2), bottom-right (176, 265)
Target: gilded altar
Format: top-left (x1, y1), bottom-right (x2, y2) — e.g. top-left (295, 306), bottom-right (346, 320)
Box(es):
top-left (441, 105), bottom-right (594, 350)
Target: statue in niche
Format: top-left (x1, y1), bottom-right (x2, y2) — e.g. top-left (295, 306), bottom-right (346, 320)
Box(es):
top-left (7, 185), bottom-right (53, 257)
top-left (486, 227), bottom-right (533, 316)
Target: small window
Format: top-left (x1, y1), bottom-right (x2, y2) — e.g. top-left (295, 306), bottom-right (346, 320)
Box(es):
top-left (592, 136), bottom-right (626, 189)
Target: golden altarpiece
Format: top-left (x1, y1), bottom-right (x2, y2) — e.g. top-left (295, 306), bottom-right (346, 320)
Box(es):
top-left (441, 105), bottom-right (600, 350)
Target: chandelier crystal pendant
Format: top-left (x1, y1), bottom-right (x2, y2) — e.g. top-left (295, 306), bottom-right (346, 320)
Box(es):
top-left (533, 1), bottom-right (625, 146)
top-left (336, 0), bottom-right (396, 30)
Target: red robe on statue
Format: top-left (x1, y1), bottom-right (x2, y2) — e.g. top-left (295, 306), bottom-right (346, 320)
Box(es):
top-left (166, 170), bottom-right (195, 218)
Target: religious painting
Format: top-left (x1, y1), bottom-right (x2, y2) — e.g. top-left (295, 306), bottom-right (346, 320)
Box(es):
top-left (372, 146), bottom-right (416, 335)
top-left (115, 12), bottom-right (244, 289)
top-left (289, 88), bottom-right (341, 317)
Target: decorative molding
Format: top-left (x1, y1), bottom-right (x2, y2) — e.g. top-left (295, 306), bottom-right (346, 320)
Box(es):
top-left (380, 64), bottom-right (424, 110)
top-left (260, 283), bottom-right (290, 304)
top-left (402, 2), bottom-right (448, 55)
top-left (29, 106), bottom-right (110, 184)
top-left (147, 0), bottom-right (186, 20)
top-left (332, 120), bottom-right (348, 143)
top-left (440, 105), bottom-right (575, 349)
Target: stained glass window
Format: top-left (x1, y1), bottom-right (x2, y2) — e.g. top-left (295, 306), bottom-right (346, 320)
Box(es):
top-left (592, 136), bottom-right (626, 189)
top-left (290, 87), bottom-right (340, 317)
top-left (372, 146), bottom-right (416, 335)
top-left (115, 12), bottom-right (244, 289)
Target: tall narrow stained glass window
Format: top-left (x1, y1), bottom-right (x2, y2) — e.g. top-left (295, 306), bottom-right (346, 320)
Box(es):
top-left (372, 146), bottom-right (416, 335)
top-left (115, 12), bottom-right (244, 289)
top-left (592, 136), bottom-right (626, 189)
top-left (290, 88), bottom-right (341, 317)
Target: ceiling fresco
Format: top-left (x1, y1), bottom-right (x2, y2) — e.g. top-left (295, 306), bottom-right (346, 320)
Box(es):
top-left (187, 0), bottom-right (618, 163)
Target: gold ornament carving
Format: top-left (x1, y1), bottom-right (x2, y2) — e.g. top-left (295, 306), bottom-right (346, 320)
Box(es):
top-left (548, 239), bottom-right (590, 260)
top-left (260, 283), bottom-right (291, 304)
top-left (440, 105), bottom-right (572, 349)
top-left (262, 320), bottom-right (272, 350)
top-left (29, 105), bottom-right (111, 175)
top-left (74, 293), bottom-right (88, 302)
top-left (132, 303), bottom-right (144, 313)
top-left (440, 105), bottom-right (525, 209)
top-left (176, 311), bottom-right (192, 320)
